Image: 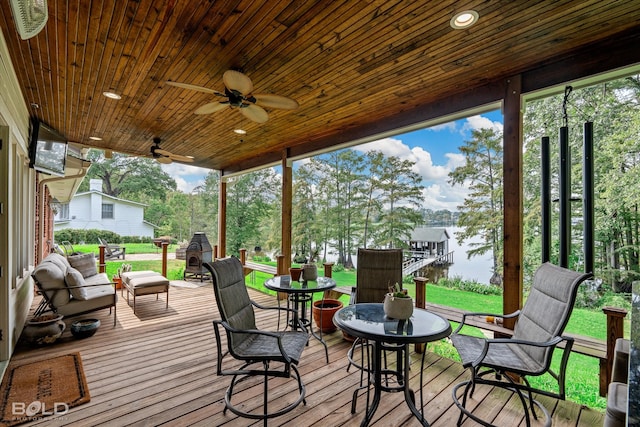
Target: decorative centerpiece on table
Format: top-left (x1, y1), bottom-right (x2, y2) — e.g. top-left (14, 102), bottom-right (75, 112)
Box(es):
top-left (383, 283), bottom-right (413, 320)
top-left (112, 263), bottom-right (131, 289)
top-left (301, 248), bottom-right (319, 281)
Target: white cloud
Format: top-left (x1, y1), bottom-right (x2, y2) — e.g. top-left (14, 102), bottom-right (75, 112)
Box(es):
top-left (463, 115), bottom-right (503, 134)
top-left (161, 163), bottom-right (210, 193)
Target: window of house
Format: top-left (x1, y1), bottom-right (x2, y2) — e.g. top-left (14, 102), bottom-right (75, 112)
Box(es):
top-left (102, 203), bottom-right (114, 219)
top-left (57, 203), bottom-right (69, 220)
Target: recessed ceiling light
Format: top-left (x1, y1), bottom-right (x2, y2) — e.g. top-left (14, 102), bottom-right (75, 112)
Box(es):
top-left (102, 91), bottom-right (121, 100)
top-left (450, 10), bottom-right (479, 29)
top-left (89, 136), bottom-right (102, 141)
top-left (234, 129), bottom-right (247, 135)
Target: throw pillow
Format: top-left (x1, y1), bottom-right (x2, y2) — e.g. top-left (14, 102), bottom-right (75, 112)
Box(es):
top-left (65, 267), bottom-right (89, 300)
top-left (68, 253), bottom-right (98, 278)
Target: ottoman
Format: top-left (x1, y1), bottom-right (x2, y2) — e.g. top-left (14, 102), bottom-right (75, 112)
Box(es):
top-left (121, 270), bottom-right (169, 313)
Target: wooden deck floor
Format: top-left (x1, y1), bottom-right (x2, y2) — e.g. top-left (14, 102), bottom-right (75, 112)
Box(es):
top-left (9, 283), bottom-right (604, 426)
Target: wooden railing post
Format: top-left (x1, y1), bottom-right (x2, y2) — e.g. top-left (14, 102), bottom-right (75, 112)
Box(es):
top-left (213, 245), bottom-right (218, 260)
top-left (276, 255), bottom-right (287, 300)
top-left (161, 242), bottom-right (168, 278)
top-left (601, 306), bottom-right (628, 396)
top-left (323, 262), bottom-right (334, 278)
top-left (239, 248), bottom-right (247, 265)
top-left (414, 276), bottom-right (428, 353)
top-left (98, 245), bottom-right (106, 273)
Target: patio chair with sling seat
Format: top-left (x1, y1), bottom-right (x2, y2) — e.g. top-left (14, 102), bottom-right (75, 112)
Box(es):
top-left (204, 257), bottom-right (308, 426)
top-left (346, 248), bottom-right (403, 412)
top-left (450, 262), bottom-right (591, 427)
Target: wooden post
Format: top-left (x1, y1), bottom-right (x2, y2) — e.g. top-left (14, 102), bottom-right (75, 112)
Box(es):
top-left (98, 245), bottom-right (106, 273)
top-left (323, 262), bottom-right (334, 278)
top-left (276, 255), bottom-right (286, 275)
top-left (276, 254), bottom-right (287, 300)
top-left (414, 276), bottom-right (428, 353)
top-left (601, 306), bottom-right (627, 396)
top-left (502, 75), bottom-right (524, 329)
top-left (213, 245), bottom-right (218, 260)
top-left (281, 153), bottom-right (293, 272)
top-left (161, 241), bottom-right (168, 278)
top-left (217, 176), bottom-right (227, 258)
top-left (239, 248), bottom-right (247, 265)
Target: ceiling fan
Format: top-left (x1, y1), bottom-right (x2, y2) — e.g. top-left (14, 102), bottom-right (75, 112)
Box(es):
top-left (150, 137), bottom-right (194, 164)
top-left (166, 70), bottom-right (299, 124)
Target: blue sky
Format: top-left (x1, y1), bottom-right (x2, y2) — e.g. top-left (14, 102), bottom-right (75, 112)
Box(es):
top-left (162, 109), bottom-right (503, 211)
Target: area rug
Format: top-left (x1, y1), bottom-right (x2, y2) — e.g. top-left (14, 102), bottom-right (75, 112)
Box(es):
top-left (0, 352), bottom-right (90, 426)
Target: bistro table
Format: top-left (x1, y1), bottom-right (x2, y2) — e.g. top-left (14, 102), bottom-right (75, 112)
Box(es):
top-left (333, 303), bottom-right (452, 427)
top-left (264, 275), bottom-right (336, 363)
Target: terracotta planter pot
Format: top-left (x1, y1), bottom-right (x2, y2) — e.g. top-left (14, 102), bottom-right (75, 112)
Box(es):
top-left (289, 267), bottom-right (303, 282)
top-left (312, 298), bottom-right (343, 333)
top-left (113, 276), bottom-right (122, 290)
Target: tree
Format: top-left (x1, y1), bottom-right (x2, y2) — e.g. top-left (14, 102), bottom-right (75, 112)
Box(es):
top-left (449, 128), bottom-right (504, 285)
top-left (79, 150), bottom-right (177, 201)
top-left (371, 154), bottom-right (424, 249)
top-left (225, 169), bottom-right (279, 255)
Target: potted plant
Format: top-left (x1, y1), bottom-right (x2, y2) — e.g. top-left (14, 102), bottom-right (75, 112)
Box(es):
top-left (383, 283), bottom-right (413, 320)
top-left (302, 248), bottom-right (319, 281)
top-left (112, 263), bottom-right (132, 290)
top-left (312, 298), bottom-right (344, 333)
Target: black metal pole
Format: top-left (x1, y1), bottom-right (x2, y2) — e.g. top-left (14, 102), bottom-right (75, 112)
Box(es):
top-left (541, 136), bottom-right (551, 263)
top-left (559, 126), bottom-right (571, 268)
top-left (583, 122), bottom-right (594, 274)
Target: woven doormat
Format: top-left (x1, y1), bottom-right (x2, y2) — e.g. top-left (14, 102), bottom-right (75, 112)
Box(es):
top-left (0, 352), bottom-right (90, 426)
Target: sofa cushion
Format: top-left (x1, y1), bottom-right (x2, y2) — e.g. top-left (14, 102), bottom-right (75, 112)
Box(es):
top-left (45, 252), bottom-right (71, 272)
top-left (65, 267), bottom-right (89, 300)
top-left (68, 253), bottom-right (98, 278)
top-left (56, 284), bottom-right (116, 317)
top-left (33, 260), bottom-right (71, 307)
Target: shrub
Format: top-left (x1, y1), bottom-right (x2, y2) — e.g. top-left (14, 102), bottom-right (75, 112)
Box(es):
top-left (331, 263), bottom-right (345, 273)
top-left (436, 275), bottom-right (502, 295)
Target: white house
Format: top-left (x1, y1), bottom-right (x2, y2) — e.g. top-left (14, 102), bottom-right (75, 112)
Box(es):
top-left (54, 179), bottom-right (156, 238)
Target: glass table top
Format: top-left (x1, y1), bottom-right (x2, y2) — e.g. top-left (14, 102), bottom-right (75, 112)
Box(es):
top-left (333, 303), bottom-right (452, 344)
top-left (264, 275), bottom-right (336, 293)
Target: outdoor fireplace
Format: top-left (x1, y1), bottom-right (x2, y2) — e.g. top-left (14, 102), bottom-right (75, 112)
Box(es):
top-left (184, 232), bottom-right (212, 281)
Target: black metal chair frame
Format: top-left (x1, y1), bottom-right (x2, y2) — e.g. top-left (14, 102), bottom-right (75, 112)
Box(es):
top-left (450, 263), bottom-right (591, 427)
top-left (204, 259), bottom-right (308, 426)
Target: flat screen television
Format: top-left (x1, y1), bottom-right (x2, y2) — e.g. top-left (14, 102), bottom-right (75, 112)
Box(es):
top-left (29, 118), bottom-right (68, 176)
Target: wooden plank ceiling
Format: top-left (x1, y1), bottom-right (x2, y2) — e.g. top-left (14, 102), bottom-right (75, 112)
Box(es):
top-left (0, 0), bottom-right (639, 174)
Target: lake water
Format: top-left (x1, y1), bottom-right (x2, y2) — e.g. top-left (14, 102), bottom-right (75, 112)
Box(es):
top-left (446, 226), bottom-right (493, 284)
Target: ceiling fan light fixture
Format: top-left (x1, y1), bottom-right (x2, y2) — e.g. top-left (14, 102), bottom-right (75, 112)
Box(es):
top-left (103, 91), bottom-right (121, 100)
top-left (10, 0), bottom-right (48, 40)
top-left (450, 10), bottom-right (479, 29)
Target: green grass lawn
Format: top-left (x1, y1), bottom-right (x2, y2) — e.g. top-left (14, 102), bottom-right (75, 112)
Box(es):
top-left (83, 250), bottom-right (618, 411)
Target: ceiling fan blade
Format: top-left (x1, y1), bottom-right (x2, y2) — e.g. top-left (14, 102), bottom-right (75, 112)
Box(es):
top-left (223, 70), bottom-right (253, 94)
top-left (166, 81), bottom-right (217, 94)
top-left (194, 102), bottom-right (228, 115)
top-left (253, 93), bottom-right (299, 110)
top-left (169, 154), bottom-right (195, 163)
top-left (156, 156), bottom-right (172, 164)
top-left (241, 104), bottom-right (269, 123)
top-left (155, 148), bottom-right (195, 163)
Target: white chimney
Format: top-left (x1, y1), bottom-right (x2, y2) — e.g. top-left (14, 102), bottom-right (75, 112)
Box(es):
top-left (89, 179), bottom-right (103, 192)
